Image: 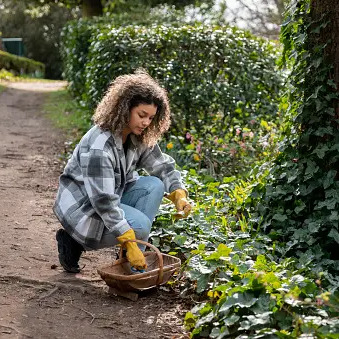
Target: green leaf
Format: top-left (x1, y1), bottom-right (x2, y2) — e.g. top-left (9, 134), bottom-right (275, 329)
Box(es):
top-left (272, 214), bottom-right (288, 222)
top-left (324, 170), bottom-right (336, 189)
top-left (328, 228), bottom-right (339, 245)
top-left (219, 292), bottom-right (258, 312)
top-left (221, 314), bottom-right (240, 326)
top-left (312, 145), bottom-right (329, 159)
top-left (294, 201), bottom-right (306, 214)
top-left (239, 311), bottom-right (272, 330)
top-left (206, 244), bottom-right (232, 260)
top-left (197, 274), bottom-right (210, 293)
top-left (173, 234), bottom-right (187, 246)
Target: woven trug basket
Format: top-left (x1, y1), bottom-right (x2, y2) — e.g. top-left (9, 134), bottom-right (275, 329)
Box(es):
top-left (97, 240), bottom-right (181, 292)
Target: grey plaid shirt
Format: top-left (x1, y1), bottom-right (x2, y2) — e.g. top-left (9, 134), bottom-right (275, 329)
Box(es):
top-left (53, 125), bottom-right (185, 248)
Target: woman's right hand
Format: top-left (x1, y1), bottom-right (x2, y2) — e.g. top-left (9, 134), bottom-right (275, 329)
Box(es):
top-left (117, 229), bottom-right (147, 270)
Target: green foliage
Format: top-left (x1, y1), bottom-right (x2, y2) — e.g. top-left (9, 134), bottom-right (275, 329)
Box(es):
top-left (0, 68), bottom-right (15, 80)
top-left (161, 116), bottom-right (282, 178)
top-left (0, 50), bottom-right (45, 77)
top-left (151, 169), bottom-right (339, 338)
top-left (63, 23), bottom-right (282, 124)
top-left (0, 1), bottom-right (77, 79)
top-left (61, 21), bottom-right (284, 176)
top-left (247, 0), bottom-right (339, 261)
top-left (60, 18), bottom-right (101, 98)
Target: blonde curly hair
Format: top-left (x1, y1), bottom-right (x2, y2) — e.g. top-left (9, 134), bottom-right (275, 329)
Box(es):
top-left (93, 69), bottom-right (171, 146)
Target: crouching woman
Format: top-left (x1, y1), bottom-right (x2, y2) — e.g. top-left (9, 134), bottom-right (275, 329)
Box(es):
top-left (53, 70), bottom-right (191, 273)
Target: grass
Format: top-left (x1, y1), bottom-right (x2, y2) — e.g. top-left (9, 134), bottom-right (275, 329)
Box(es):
top-left (43, 89), bottom-right (91, 140)
top-left (0, 84), bottom-right (6, 94)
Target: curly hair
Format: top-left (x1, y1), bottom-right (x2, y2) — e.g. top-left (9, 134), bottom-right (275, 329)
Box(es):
top-left (93, 69), bottom-right (171, 146)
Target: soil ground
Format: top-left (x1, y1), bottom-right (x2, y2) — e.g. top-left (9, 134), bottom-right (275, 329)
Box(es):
top-left (0, 81), bottom-right (189, 339)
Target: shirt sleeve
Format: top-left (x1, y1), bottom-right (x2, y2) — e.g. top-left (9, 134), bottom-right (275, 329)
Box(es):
top-left (80, 149), bottom-right (130, 237)
top-left (137, 144), bottom-right (186, 194)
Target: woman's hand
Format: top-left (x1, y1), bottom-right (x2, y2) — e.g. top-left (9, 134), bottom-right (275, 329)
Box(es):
top-left (117, 229), bottom-right (147, 270)
top-left (166, 189), bottom-right (192, 219)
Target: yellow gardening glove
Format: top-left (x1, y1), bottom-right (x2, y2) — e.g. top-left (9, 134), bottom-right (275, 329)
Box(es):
top-left (166, 189), bottom-right (192, 219)
top-left (117, 229), bottom-right (147, 270)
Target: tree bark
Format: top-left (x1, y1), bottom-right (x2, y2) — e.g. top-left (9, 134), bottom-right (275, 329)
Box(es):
top-left (81, 0), bottom-right (103, 18)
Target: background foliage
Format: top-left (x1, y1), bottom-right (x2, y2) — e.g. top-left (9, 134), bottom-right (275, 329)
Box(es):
top-left (0, 50), bottom-right (45, 77)
top-left (61, 22), bottom-right (284, 178)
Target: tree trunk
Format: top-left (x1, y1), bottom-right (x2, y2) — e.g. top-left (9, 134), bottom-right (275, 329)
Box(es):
top-left (81, 0), bottom-right (103, 18)
top-left (311, 0), bottom-right (339, 111)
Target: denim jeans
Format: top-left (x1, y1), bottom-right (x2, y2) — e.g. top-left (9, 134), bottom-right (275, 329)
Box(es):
top-left (91, 176), bottom-right (164, 250)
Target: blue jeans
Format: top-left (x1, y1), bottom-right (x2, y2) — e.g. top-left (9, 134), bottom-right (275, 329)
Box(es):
top-left (92, 176), bottom-right (164, 250)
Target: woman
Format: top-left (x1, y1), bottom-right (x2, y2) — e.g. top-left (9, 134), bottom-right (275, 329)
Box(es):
top-left (53, 69), bottom-right (191, 273)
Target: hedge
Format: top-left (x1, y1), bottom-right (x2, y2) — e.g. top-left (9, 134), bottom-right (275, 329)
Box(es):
top-left (61, 23), bottom-right (283, 137)
top-left (0, 50), bottom-right (45, 77)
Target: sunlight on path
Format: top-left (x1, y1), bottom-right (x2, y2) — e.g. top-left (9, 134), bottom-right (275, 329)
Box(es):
top-left (2, 80), bottom-right (67, 92)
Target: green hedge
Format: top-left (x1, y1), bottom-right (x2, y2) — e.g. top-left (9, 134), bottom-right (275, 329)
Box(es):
top-left (61, 23), bottom-right (283, 135)
top-left (0, 50), bottom-right (45, 77)
top-left (60, 19), bottom-right (103, 99)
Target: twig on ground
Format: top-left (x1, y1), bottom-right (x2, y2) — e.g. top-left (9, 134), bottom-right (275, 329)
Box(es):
top-left (38, 286), bottom-right (59, 301)
top-left (29, 256), bottom-right (49, 262)
top-left (0, 324), bottom-right (33, 338)
top-left (78, 307), bottom-right (96, 324)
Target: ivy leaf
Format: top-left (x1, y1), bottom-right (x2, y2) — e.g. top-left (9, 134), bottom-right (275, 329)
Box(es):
top-left (295, 201), bottom-right (306, 214)
top-left (206, 244), bottom-right (232, 260)
top-left (174, 234), bottom-right (187, 246)
top-left (218, 292), bottom-right (258, 313)
top-left (328, 228), bottom-right (339, 245)
top-left (312, 145), bottom-right (329, 159)
top-left (221, 314), bottom-right (240, 326)
top-left (272, 214), bottom-right (288, 222)
top-left (195, 311), bottom-right (214, 328)
top-left (316, 198), bottom-right (337, 210)
top-left (305, 160), bottom-right (319, 177)
top-left (323, 170), bottom-right (336, 189)
top-left (196, 274), bottom-right (210, 293)
top-left (239, 311), bottom-right (272, 330)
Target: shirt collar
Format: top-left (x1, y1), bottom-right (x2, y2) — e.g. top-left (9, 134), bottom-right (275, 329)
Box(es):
top-left (112, 132), bottom-right (140, 150)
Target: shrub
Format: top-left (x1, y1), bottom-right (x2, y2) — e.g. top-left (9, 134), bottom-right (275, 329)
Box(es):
top-left (61, 23), bottom-right (283, 122)
top-left (0, 50), bottom-right (45, 77)
top-left (61, 23), bottom-right (284, 176)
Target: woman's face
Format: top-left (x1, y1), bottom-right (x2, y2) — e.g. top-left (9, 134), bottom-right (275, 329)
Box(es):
top-left (127, 103), bottom-right (157, 135)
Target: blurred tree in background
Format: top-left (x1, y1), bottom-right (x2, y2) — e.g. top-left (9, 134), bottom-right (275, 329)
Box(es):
top-left (12, 0), bottom-right (214, 18)
top-left (225, 0), bottom-right (285, 39)
top-left (0, 0), bottom-right (78, 78)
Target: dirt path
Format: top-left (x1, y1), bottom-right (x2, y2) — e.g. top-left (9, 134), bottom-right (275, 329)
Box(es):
top-left (0, 81), bottom-right (188, 339)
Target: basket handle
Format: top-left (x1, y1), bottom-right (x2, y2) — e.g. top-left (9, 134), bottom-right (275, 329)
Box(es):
top-left (119, 239), bottom-right (164, 285)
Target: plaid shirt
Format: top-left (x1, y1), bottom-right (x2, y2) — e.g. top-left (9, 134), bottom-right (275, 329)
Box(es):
top-left (53, 125), bottom-right (185, 248)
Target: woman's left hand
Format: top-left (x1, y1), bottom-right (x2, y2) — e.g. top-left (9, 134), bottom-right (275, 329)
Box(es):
top-left (166, 189), bottom-right (192, 219)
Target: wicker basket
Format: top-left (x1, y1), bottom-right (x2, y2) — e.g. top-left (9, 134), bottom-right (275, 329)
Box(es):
top-left (97, 240), bottom-right (181, 292)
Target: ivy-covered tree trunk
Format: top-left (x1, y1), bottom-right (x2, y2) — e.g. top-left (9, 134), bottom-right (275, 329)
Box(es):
top-left (256, 0), bottom-right (339, 264)
top-left (81, 0), bottom-right (103, 17)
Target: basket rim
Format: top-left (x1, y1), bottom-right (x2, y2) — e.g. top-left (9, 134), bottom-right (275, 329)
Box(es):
top-left (97, 253), bottom-right (181, 282)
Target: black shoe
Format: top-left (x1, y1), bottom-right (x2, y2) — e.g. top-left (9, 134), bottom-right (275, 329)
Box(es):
top-left (56, 229), bottom-right (84, 273)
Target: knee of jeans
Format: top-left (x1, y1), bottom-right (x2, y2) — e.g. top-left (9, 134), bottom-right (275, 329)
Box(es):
top-left (147, 176), bottom-right (165, 197)
top-left (133, 214), bottom-right (152, 241)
